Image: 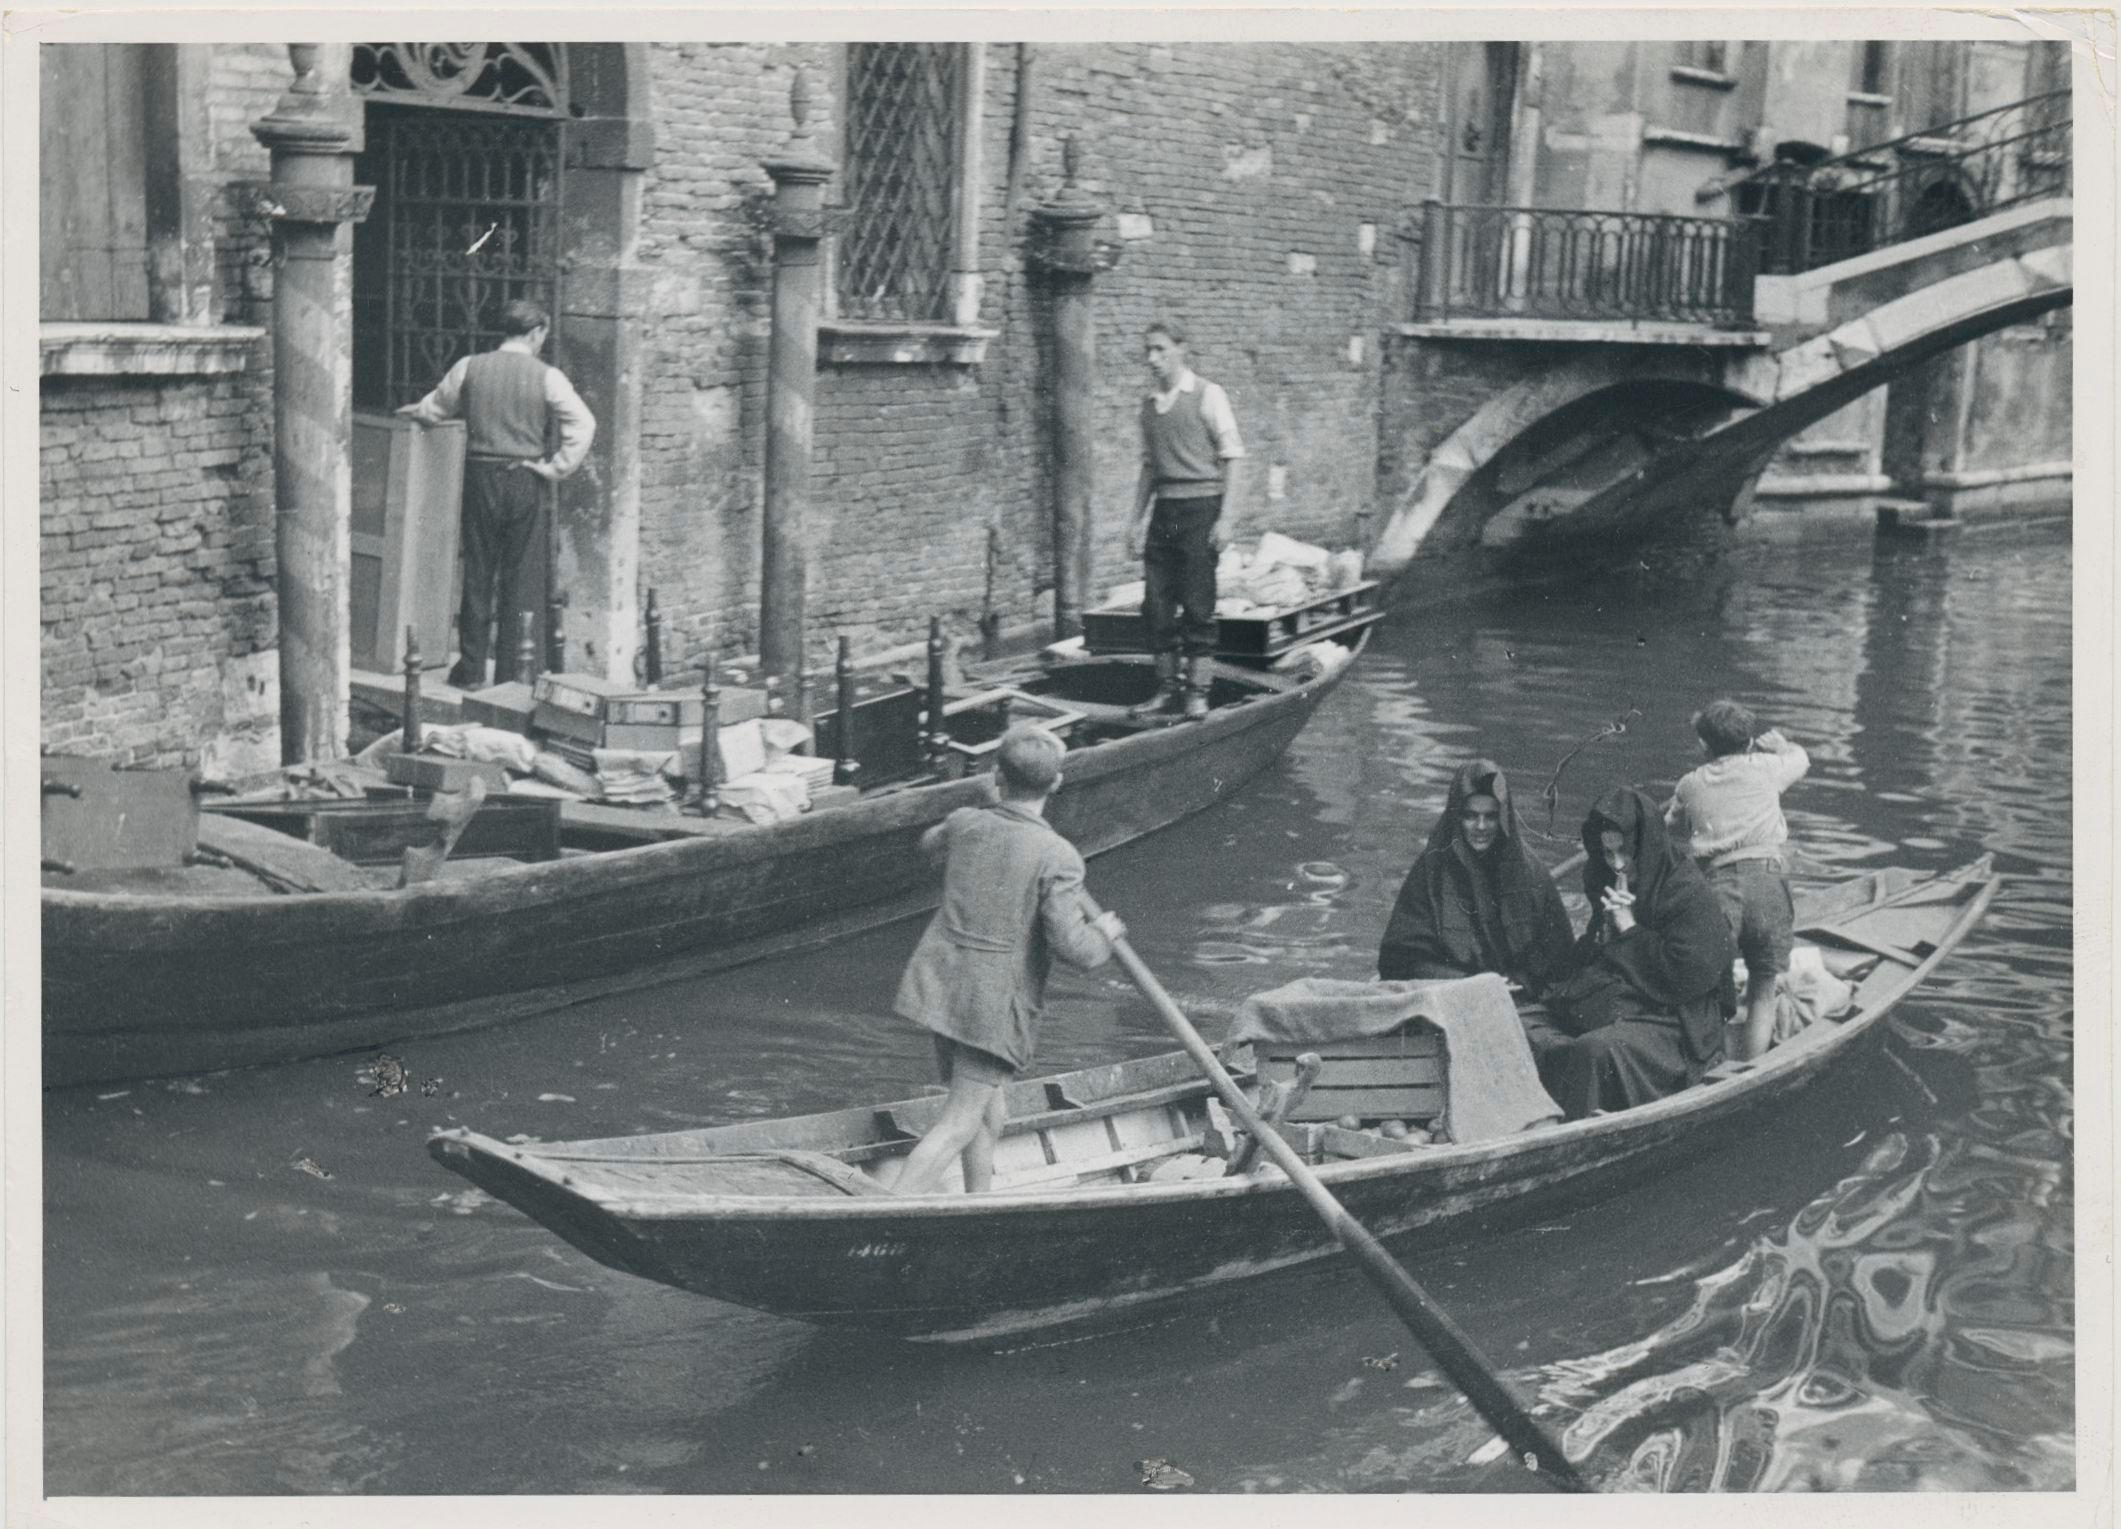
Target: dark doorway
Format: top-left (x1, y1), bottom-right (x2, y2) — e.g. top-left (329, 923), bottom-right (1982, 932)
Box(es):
top-left (351, 101), bottom-right (565, 410)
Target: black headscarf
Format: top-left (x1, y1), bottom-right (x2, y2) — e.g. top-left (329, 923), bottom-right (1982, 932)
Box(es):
top-left (1573, 785), bottom-right (1736, 1042)
top-left (1378, 760), bottom-right (1574, 990)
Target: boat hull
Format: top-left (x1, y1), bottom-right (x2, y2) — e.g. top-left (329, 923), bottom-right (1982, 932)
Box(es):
top-left (43, 649), bottom-right (1353, 1086)
top-left (430, 859), bottom-right (1998, 1343)
top-left (436, 1020), bottom-right (1855, 1343)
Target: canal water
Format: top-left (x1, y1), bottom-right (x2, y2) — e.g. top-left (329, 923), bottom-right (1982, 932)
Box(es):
top-left (41, 515), bottom-right (2077, 1498)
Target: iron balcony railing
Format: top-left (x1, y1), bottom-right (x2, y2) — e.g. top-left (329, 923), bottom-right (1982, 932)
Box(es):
top-left (1413, 201), bottom-right (1762, 328)
top-left (1726, 88), bottom-right (2072, 275)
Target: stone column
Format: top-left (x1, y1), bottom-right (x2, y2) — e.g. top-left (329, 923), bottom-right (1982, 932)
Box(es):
top-left (758, 69), bottom-right (836, 682)
top-left (1028, 139), bottom-right (1107, 640)
top-left (251, 44), bottom-right (372, 764)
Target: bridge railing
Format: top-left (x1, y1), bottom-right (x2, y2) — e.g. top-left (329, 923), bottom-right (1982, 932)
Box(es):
top-left (1411, 201), bottom-right (1762, 328)
top-left (1725, 89), bottom-right (2072, 275)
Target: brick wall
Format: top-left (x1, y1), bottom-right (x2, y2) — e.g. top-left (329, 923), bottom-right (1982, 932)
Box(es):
top-left (39, 44), bottom-right (287, 771)
top-left (40, 363), bottom-right (280, 773)
top-left (631, 41), bottom-right (1443, 668)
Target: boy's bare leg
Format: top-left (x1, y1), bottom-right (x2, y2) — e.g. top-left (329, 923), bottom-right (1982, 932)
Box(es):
top-left (1740, 974), bottom-right (1778, 1059)
top-left (959, 1087), bottom-right (1009, 1193)
top-left (892, 1077), bottom-right (1005, 1196)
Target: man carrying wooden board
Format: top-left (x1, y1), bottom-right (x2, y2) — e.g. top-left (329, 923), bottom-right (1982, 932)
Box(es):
top-left (398, 300), bottom-right (596, 691)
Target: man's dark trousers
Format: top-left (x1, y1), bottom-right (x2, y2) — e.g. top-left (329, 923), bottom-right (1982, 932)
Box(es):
top-left (1141, 494), bottom-right (1220, 658)
top-left (452, 457), bottom-right (544, 689)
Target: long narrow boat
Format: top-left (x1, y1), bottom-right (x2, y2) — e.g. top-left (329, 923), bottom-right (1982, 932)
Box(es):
top-left (43, 638), bottom-right (1366, 1088)
top-left (431, 856), bottom-right (1998, 1345)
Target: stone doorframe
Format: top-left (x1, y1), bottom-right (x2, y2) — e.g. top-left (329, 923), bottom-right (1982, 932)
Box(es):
top-left (547, 44), bottom-right (654, 683)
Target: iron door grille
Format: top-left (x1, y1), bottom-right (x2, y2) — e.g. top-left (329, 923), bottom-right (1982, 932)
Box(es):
top-left (839, 43), bottom-right (962, 323)
top-left (353, 104), bottom-right (564, 409)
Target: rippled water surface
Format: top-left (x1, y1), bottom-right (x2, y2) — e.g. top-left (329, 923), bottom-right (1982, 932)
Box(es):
top-left (43, 520), bottom-right (2076, 1496)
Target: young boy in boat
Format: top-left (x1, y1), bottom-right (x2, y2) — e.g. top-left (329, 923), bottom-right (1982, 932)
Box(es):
top-left (886, 724), bottom-right (1125, 1195)
top-left (1665, 699), bottom-right (1810, 1063)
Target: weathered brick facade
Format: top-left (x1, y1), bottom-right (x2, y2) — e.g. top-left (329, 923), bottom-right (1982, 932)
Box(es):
top-left (39, 365), bottom-right (280, 772)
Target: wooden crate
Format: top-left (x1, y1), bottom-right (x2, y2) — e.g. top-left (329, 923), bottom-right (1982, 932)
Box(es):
top-left (810, 682), bottom-right (926, 784)
top-left (1082, 580), bottom-right (1384, 661)
top-left (1256, 1028), bottom-right (1443, 1124)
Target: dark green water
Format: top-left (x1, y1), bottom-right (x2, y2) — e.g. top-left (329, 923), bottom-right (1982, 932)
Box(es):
top-left (43, 517), bottom-right (2075, 1495)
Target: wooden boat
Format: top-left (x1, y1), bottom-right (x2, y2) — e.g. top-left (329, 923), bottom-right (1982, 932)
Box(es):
top-left (42, 637), bottom-right (1367, 1087)
top-left (430, 856), bottom-right (1998, 1345)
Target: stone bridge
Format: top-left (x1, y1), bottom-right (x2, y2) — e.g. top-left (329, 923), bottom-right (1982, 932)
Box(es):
top-left (1372, 194), bottom-right (2072, 571)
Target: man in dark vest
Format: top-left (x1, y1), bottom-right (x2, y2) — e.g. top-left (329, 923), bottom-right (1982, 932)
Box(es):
top-left (399, 299), bottom-right (597, 690)
top-left (1126, 321), bottom-right (1247, 721)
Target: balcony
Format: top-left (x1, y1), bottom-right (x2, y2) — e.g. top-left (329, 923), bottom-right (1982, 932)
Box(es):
top-left (1410, 201), bottom-right (1762, 332)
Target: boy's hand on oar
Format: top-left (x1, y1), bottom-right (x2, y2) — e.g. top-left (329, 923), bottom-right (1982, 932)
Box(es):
top-left (1091, 910), bottom-right (1127, 943)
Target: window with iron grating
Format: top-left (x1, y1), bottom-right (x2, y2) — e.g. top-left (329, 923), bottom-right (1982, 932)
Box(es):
top-left (839, 43), bottom-right (963, 323)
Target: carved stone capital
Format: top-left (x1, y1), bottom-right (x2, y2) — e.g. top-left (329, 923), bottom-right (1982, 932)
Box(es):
top-left (241, 182), bottom-right (376, 227)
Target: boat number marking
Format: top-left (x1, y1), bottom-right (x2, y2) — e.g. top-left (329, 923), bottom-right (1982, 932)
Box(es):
top-left (848, 1241), bottom-right (908, 1259)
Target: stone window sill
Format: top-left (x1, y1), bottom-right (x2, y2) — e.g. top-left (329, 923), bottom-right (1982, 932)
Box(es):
top-left (1670, 66), bottom-right (1738, 91)
top-left (41, 323), bottom-right (265, 378)
top-left (1644, 126), bottom-right (1748, 155)
top-left (818, 321), bottom-right (996, 366)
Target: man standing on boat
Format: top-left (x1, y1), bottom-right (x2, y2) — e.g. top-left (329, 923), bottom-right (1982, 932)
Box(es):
top-left (398, 299), bottom-right (597, 691)
top-left (886, 725), bottom-right (1125, 1196)
top-left (1128, 322), bottom-right (1248, 722)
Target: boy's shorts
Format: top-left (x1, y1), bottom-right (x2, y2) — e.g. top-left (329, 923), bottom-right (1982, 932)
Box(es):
top-left (1708, 857), bottom-right (1795, 979)
top-left (933, 1034), bottom-right (1016, 1089)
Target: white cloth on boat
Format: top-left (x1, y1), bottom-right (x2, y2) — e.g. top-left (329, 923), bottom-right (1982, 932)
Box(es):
top-left (531, 749), bottom-right (601, 798)
top-left (431, 724), bottom-right (539, 774)
top-left (1737, 944), bottom-right (1855, 1045)
top-left (1271, 639), bottom-right (1352, 683)
top-left (1226, 973), bottom-right (1562, 1144)
top-left (719, 770), bottom-right (809, 825)
top-left (758, 717), bottom-right (814, 761)
top-left (593, 747), bottom-right (680, 807)
top-left (1253, 531), bottom-right (1332, 571)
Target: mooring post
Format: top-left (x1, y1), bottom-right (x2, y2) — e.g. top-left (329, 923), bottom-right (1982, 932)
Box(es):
top-left (250, 44), bottom-right (372, 763)
top-left (759, 68), bottom-right (836, 686)
top-left (546, 590), bottom-right (566, 676)
top-left (401, 627), bottom-right (423, 756)
top-left (924, 616), bottom-right (951, 775)
top-left (833, 635), bottom-right (861, 788)
top-left (516, 611), bottom-right (538, 686)
top-left (643, 589), bottom-right (662, 686)
top-left (1028, 137), bottom-right (1107, 641)
top-left (697, 632), bottom-right (721, 819)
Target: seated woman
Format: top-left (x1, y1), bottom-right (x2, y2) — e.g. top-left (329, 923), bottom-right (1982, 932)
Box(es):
top-left (1377, 759), bottom-right (1574, 995)
top-left (1525, 786), bottom-right (1736, 1119)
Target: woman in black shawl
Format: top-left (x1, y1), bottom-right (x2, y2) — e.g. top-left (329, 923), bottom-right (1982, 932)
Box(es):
top-left (1377, 759), bottom-right (1574, 995)
top-left (1524, 786), bottom-right (1737, 1119)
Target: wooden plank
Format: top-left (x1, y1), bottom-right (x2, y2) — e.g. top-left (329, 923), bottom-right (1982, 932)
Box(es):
top-left (194, 813), bottom-right (386, 893)
top-left (41, 46), bottom-right (111, 319)
top-left (101, 43), bottom-right (151, 319)
top-left (1262, 1056), bottom-right (1442, 1088)
top-left (993, 1133), bottom-right (1206, 1189)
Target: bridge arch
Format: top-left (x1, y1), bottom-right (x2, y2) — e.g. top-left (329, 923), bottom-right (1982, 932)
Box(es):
top-left (1372, 351), bottom-right (1763, 570)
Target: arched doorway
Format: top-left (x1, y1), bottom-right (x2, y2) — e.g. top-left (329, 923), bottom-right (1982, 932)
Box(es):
top-left (345, 43), bottom-right (653, 683)
top-left (350, 44), bottom-right (571, 412)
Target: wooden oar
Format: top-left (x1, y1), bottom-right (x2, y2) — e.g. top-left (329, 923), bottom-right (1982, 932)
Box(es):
top-left (1089, 899), bottom-right (1590, 1493)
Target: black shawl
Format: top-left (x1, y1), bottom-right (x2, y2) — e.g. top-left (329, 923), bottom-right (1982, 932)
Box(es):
top-left (1551, 786), bottom-right (1736, 1059)
top-left (1377, 760), bottom-right (1575, 993)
